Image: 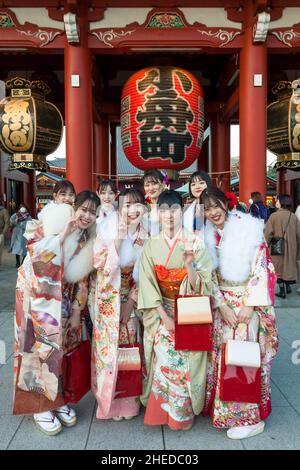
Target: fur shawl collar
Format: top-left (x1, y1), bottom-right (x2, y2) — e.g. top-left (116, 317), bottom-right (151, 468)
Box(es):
top-left (63, 225), bottom-right (96, 283)
top-left (205, 212), bottom-right (264, 283)
top-left (36, 203), bottom-right (96, 283)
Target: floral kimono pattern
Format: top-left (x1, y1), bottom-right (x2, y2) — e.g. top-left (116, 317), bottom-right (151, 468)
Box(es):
top-left (92, 215), bottom-right (147, 419)
top-left (138, 230), bottom-right (212, 430)
top-left (203, 237), bottom-right (279, 428)
top-left (13, 221), bottom-right (90, 415)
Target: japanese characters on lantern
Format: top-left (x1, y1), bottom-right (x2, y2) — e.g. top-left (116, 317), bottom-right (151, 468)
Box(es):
top-left (121, 66), bottom-right (204, 170)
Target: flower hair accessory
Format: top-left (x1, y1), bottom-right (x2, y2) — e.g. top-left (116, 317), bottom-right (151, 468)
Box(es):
top-left (160, 170), bottom-right (169, 188)
top-left (225, 192), bottom-right (238, 210)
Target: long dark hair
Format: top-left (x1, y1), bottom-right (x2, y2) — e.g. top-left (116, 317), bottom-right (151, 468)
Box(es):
top-left (200, 187), bottom-right (228, 214)
top-left (158, 190), bottom-right (183, 208)
top-left (189, 171), bottom-right (212, 198)
top-left (97, 179), bottom-right (117, 195)
top-left (74, 191), bottom-right (100, 212)
top-left (53, 179), bottom-right (75, 196)
top-left (277, 194), bottom-right (292, 210)
top-left (119, 188), bottom-right (146, 209)
top-left (143, 169), bottom-right (164, 185)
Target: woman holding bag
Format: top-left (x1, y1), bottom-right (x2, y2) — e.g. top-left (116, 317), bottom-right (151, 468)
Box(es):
top-left (265, 194), bottom-right (300, 298)
top-left (201, 188), bottom-right (279, 440)
top-left (138, 190), bottom-right (212, 431)
top-left (13, 191), bottom-right (100, 436)
top-left (92, 188), bottom-right (148, 421)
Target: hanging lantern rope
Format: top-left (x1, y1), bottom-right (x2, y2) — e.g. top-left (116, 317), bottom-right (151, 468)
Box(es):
top-left (93, 168), bottom-right (240, 180)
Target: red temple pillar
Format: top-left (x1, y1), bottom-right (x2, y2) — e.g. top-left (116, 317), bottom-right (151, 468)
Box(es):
top-left (276, 168), bottom-right (286, 195)
top-left (210, 114), bottom-right (231, 192)
top-left (25, 172), bottom-right (36, 218)
top-left (65, 2), bottom-right (93, 192)
top-left (239, 0), bottom-right (267, 203)
top-left (93, 116), bottom-right (109, 185)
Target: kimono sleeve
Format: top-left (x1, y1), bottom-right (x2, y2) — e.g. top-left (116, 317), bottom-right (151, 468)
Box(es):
top-left (192, 241), bottom-right (213, 295)
top-left (211, 271), bottom-right (228, 309)
top-left (243, 242), bottom-right (276, 307)
top-left (93, 234), bottom-right (119, 279)
top-left (137, 240), bottom-right (162, 310)
top-left (71, 277), bottom-right (89, 311)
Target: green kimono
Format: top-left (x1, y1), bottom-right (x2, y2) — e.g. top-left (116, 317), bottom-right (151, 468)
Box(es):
top-left (138, 229), bottom-right (212, 430)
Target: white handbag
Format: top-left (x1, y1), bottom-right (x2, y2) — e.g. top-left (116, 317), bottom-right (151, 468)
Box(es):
top-left (225, 326), bottom-right (261, 369)
top-left (225, 340), bottom-right (261, 368)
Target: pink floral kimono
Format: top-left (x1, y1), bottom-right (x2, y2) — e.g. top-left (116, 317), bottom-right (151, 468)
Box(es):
top-left (92, 212), bottom-right (148, 419)
top-left (13, 207), bottom-right (96, 415)
top-left (203, 212), bottom-right (279, 428)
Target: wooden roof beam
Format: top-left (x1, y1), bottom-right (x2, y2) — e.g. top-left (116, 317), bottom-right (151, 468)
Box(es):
top-left (219, 87), bottom-right (239, 122)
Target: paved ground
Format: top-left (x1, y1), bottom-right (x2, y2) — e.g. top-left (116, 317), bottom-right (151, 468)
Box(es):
top-left (1, 247), bottom-right (300, 450)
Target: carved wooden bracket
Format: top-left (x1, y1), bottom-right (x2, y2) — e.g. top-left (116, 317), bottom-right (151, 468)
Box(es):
top-left (64, 12), bottom-right (79, 43)
top-left (253, 11), bottom-right (270, 43)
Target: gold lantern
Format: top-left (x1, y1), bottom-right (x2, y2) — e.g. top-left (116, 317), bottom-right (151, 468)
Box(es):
top-left (0, 77), bottom-right (63, 171)
top-left (267, 79), bottom-right (300, 171)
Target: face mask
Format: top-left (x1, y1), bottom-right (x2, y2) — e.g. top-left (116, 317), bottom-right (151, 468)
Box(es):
top-left (19, 207), bottom-right (26, 213)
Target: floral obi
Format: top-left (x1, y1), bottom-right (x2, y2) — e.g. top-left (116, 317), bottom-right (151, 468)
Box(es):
top-left (154, 265), bottom-right (187, 300)
top-left (120, 265), bottom-right (134, 297)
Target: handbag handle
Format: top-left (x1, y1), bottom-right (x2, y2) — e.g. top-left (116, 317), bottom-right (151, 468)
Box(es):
top-left (123, 323), bottom-right (135, 347)
top-left (233, 323), bottom-right (249, 341)
top-left (283, 212), bottom-right (292, 239)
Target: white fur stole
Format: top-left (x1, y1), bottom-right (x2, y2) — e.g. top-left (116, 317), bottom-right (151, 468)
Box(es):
top-left (205, 212), bottom-right (264, 283)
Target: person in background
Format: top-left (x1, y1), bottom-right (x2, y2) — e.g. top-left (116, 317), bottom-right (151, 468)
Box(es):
top-left (9, 204), bottom-right (31, 267)
top-left (265, 194), bottom-right (300, 298)
top-left (295, 203), bottom-right (300, 292)
top-left (143, 169), bottom-right (166, 236)
top-left (38, 179), bottom-right (75, 221)
top-left (183, 170), bottom-right (212, 235)
top-left (0, 196), bottom-right (9, 267)
top-left (96, 179), bottom-right (118, 227)
top-left (249, 192), bottom-right (269, 223)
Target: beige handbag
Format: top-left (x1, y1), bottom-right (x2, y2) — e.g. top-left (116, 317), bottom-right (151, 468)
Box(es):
top-left (225, 326), bottom-right (261, 369)
top-left (117, 325), bottom-right (141, 371)
top-left (176, 295), bottom-right (212, 325)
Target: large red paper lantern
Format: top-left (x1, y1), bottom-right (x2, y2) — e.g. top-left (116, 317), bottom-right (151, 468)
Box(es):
top-left (121, 66), bottom-right (204, 171)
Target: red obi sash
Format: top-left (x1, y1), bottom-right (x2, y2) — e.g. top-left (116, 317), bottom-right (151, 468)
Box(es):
top-left (154, 266), bottom-right (187, 300)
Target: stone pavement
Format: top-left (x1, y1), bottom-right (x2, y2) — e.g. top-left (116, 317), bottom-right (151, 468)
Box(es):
top-left (1, 247), bottom-right (300, 451)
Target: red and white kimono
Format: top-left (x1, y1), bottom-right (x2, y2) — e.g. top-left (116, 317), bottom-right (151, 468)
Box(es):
top-left (203, 212), bottom-right (279, 428)
top-left (13, 205), bottom-right (96, 415)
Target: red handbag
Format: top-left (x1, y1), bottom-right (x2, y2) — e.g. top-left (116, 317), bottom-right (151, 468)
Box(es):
top-left (115, 326), bottom-right (143, 399)
top-left (174, 294), bottom-right (213, 351)
top-left (62, 340), bottom-right (91, 404)
top-left (219, 342), bottom-right (261, 404)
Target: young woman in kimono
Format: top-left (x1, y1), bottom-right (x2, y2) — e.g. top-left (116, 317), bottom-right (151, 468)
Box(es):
top-left (183, 171), bottom-right (212, 236)
top-left (13, 191), bottom-right (100, 436)
top-left (96, 179), bottom-right (118, 228)
top-left (92, 188), bottom-right (148, 421)
top-left (138, 190), bottom-right (212, 431)
top-left (201, 188), bottom-right (279, 440)
top-left (143, 169), bottom-right (166, 236)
